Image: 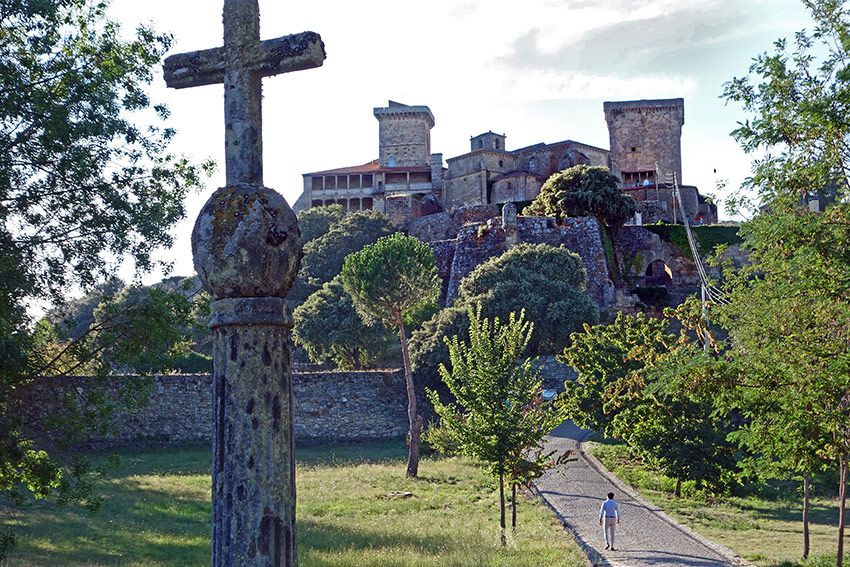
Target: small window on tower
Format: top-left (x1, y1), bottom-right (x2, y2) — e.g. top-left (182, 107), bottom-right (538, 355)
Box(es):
top-left (478, 140), bottom-right (484, 149)
top-left (388, 155), bottom-right (395, 168)
top-left (495, 139), bottom-right (501, 149)
top-left (631, 147), bottom-right (637, 152)
top-left (498, 160), bottom-right (503, 168)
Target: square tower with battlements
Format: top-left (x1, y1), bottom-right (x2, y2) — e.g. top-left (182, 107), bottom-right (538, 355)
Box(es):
top-left (374, 100), bottom-right (435, 168)
top-left (604, 98), bottom-right (684, 188)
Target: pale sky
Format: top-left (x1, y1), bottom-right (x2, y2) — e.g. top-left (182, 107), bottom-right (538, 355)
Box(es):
top-left (109, 0), bottom-right (813, 283)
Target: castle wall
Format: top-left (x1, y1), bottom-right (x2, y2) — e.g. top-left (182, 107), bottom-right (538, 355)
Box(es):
top-left (513, 142), bottom-right (608, 180)
top-left (384, 194), bottom-right (441, 229)
top-left (17, 370), bottom-right (409, 447)
top-left (408, 205), bottom-right (500, 242)
top-left (444, 215), bottom-right (614, 307)
top-left (491, 174), bottom-right (542, 204)
top-left (614, 226), bottom-right (700, 300)
top-left (444, 172), bottom-right (486, 210)
top-left (429, 239), bottom-right (457, 304)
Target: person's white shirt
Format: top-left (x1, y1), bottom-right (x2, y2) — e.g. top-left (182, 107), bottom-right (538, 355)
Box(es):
top-left (599, 499), bottom-right (619, 519)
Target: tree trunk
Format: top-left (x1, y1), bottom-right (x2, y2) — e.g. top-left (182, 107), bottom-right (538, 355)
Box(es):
top-left (674, 477), bottom-right (682, 498)
top-left (511, 482), bottom-right (517, 530)
top-left (803, 474), bottom-right (810, 560)
top-left (398, 320), bottom-right (420, 478)
top-left (499, 470), bottom-right (506, 546)
top-left (838, 456), bottom-right (847, 567)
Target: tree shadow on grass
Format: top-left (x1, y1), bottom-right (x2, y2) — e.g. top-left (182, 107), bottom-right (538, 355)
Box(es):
top-left (297, 439), bottom-right (408, 468)
top-left (299, 517), bottom-right (433, 553)
top-left (3, 493), bottom-right (209, 566)
top-left (730, 499), bottom-right (839, 528)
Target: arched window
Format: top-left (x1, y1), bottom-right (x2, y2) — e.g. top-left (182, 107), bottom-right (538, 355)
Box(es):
top-left (495, 139), bottom-right (501, 149)
top-left (388, 155), bottom-right (395, 168)
top-left (478, 140), bottom-right (484, 149)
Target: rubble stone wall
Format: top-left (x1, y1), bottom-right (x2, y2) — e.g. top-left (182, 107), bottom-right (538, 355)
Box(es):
top-left (445, 215), bottom-right (614, 307)
top-left (18, 370), bottom-right (409, 447)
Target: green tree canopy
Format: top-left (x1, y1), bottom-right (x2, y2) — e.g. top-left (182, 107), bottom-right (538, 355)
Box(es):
top-left (410, 243), bottom-right (599, 392)
top-left (428, 307), bottom-right (564, 543)
top-left (410, 306), bottom-right (470, 394)
top-left (36, 277), bottom-right (211, 375)
top-left (712, 205), bottom-right (850, 558)
top-left (457, 243), bottom-right (598, 354)
top-left (719, 2), bottom-right (850, 559)
top-left (293, 276), bottom-right (391, 369)
top-left (341, 233), bottom-right (441, 478)
top-left (525, 165), bottom-right (635, 228)
top-left (89, 284), bottom-right (204, 374)
top-left (296, 204), bottom-right (345, 244)
top-left (0, 0), bottom-right (209, 537)
top-left (722, 0), bottom-right (850, 209)
top-left (289, 209), bottom-right (393, 306)
top-left (560, 309), bottom-right (737, 496)
top-left (0, 0), bottom-right (211, 298)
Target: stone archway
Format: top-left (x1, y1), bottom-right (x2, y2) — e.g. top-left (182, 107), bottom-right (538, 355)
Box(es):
top-left (645, 259), bottom-right (673, 288)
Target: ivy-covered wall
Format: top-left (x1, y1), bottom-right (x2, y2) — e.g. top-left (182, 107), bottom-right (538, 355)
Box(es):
top-left (643, 224), bottom-right (742, 260)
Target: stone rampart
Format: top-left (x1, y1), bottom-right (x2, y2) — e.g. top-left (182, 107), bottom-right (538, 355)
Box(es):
top-left (18, 370), bottom-right (408, 447)
top-left (445, 215), bottom-right (614, 307)
top-left (408, 204), bottom-right (499, 242)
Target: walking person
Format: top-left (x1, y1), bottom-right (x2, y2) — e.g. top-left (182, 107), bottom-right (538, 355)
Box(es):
top-left (599, 492), bottom-right (620, 550)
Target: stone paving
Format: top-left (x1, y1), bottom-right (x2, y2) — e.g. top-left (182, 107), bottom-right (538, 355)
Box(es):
top-left (536, 421), bottom-right (748, 567)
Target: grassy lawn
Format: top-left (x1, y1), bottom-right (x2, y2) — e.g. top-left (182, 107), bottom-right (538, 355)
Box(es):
top-left (590, 442), bottom-right (847, 567)
top-left (1, 441), bottom-right (585, 566)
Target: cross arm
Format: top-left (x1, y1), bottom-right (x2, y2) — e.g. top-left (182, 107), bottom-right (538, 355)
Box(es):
top-left (164, 31), bottom-right (326, 89)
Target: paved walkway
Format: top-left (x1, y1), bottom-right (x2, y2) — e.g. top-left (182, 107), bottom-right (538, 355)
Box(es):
top-left (535, 422), bottom-right (747, 567)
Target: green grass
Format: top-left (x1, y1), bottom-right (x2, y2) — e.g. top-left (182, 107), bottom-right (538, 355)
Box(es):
top-left (590, 442), bottom-right (847, 567)
top-left (1, 442), bottom-right (585, 566)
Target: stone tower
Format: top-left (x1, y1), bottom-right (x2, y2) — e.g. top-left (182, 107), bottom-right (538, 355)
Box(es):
top-left (374, 101), bottom-right (435, 168)
top-left (470, 131), bottom-right (506, 152)
top-left (604, 98), bottom-right (684, 186)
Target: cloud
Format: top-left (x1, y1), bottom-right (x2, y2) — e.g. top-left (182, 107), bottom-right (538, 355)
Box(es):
top-left (544, 0), bottom-right (659, 10)
top-left (494, 0), bottom-right (772, 75)
top-left (449, 2), bottom-right (478, 19)
top-left (498, 68), bottom-right (697, 102)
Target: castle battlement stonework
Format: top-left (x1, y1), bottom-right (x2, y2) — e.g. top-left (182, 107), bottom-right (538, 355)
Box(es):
top-left (295, 98), bottom-right (717, 227)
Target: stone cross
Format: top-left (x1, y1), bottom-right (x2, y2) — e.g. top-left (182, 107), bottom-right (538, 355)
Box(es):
top-left (164, 2), bottom-right (324, 566)
top-left (164, 0), bottom-right (325, 186)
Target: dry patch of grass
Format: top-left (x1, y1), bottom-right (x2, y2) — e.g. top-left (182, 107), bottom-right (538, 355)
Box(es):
top-left (2, 441), bottom-right (585, 566)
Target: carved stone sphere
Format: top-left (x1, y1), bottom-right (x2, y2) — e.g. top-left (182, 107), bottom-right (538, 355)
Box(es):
top-left (192, 183), bottom-right (302, 299)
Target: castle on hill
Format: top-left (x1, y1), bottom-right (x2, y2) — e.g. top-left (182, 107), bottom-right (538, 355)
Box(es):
top-left (294, 99), bottom-right (717, 226)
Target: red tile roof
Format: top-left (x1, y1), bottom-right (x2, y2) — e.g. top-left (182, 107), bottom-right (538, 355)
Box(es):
top-left (304, 159), bottom-right (434, 176)
top-left (304, 160), bottom-right (381, 176)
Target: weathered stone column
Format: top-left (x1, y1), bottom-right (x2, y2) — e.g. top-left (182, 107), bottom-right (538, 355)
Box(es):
top-left (192, 182), bottom-right (302, 566)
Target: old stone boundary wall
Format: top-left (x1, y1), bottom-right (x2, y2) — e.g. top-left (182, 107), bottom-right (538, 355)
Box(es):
top-left (19, 369), bottom-right (409, 447)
